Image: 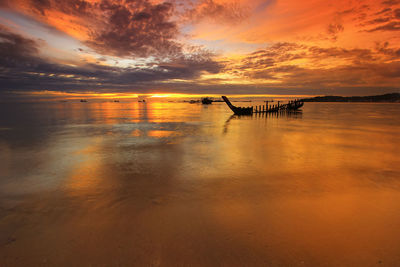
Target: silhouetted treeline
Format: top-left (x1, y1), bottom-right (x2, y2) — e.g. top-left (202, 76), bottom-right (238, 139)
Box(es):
top-left (302, 93), bottom-right (400, 103)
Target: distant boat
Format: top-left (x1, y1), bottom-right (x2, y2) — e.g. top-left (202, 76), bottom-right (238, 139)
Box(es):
top-left (138, 99), bottom-right (146, 103)
top-left (201, 97), bottom-right (213, 104)
top-left (80, 99), bottom-right (87, 102)
top-left (113, 100), bottom-right (120, 102)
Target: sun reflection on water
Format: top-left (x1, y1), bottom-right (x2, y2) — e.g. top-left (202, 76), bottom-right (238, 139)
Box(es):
top-left (1, 102), bottom-right (400, 265)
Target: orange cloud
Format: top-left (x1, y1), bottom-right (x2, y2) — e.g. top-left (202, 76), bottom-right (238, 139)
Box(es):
top-left (0, 0), bottom-right (399, 96)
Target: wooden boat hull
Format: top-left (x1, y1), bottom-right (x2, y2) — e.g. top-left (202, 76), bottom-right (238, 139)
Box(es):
top-left (222, 96), bottom-right (253, 115)
top-left (222, 96), bottom-right (304, 115)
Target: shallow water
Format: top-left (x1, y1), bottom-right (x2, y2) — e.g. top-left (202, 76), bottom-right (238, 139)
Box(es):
top-left (1, 101), bottom-right (400, 266)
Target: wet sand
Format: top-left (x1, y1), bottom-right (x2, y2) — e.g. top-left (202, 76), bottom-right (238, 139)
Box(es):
top-left (1, 102), bottom-right (400, 266)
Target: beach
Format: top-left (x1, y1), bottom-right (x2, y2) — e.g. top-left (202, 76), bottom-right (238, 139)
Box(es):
top-left (1, 101), bottom-right (400, 266)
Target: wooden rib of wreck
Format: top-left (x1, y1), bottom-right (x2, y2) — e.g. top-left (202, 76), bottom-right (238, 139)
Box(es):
top-left (222, 96), bottom-right (253, 115)
top-left (222, 96), bottom-right (304, 115)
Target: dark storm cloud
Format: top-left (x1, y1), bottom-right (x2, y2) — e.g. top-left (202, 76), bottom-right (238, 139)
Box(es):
top-left (0, 27), bottom-right (223, 93)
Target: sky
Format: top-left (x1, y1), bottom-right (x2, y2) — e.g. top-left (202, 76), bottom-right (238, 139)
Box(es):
top-left (0, 0), bottom-right (399, 99)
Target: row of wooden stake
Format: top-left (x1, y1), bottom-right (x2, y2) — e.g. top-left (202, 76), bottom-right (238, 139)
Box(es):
top-left (254, 101), bottom-right (281, 113)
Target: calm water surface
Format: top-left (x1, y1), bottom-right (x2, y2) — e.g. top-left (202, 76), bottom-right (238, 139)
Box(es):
top-left (1, 101), bottom-right (400, 266)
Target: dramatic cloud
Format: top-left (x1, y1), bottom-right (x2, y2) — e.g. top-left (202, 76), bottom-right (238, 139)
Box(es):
top-left (327, 22), bottom-right (344, 41)
top-left (356, 3), bottom-right (400, 32)
top-left (220, 41), bottom-right (400, 90)
top-left (87, 1), bottom-right (182, 58)
top-left (184, 0), bottom-right (249, 24)
top-left (3, 0), bottom-right (183, 58)
top-left (0, 0), bottom-right (399, 97)
top-left (0, 26), bottom-right (223, 93)
top-left (2, 0), bottom-right (251, 58)
top-left (366, 21), bottom-right (400, 32)
top-left (381, 0), bottom-right (400, 6)
top-left (0, 25), bottom-right (39, 61)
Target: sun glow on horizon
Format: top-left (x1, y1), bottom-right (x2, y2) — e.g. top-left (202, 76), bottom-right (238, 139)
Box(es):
top-left (12, 90), bottom-right (316, 101)
top-left (1, 0), bottom-right (399, 99)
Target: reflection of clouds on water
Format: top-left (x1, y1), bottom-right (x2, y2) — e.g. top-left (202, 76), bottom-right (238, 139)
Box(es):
top-left (147, 130), bottom-right (176, 138)
top-left (0, 102), bottom-right (202, 202)
top-left (1, 102), bottom-right (400, 266)
top-left (131, 129), bottom-right (142, 137)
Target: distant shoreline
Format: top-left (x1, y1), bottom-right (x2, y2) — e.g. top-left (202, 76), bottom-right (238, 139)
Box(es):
top-left (301, 93), bottom-right (400, 103)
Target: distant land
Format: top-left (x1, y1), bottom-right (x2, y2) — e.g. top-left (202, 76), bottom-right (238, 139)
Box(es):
top-left (301, 93), bottom-right (400, 102)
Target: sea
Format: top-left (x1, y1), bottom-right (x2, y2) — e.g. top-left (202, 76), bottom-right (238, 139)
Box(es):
top-left (1, 100), bottom-right (400, 266)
